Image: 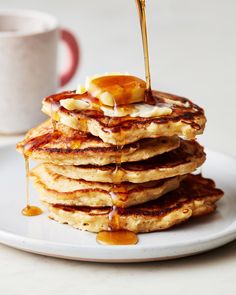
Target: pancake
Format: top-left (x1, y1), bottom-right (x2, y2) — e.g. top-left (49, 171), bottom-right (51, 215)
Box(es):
top-left (16, 120), bottom-right (180, 166)
top-left (42, 90), bottom-right (206, 145)
top-left (45, 139), bottom-right (205, 183)
top-left (45, 174), bottom-right (223, 233)
top-left (30, 164), bottom-right (183, 208)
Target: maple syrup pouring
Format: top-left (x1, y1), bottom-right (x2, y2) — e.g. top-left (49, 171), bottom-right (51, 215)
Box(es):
top-left (21, 155), bottom-right (42, 217)
top-left (136, 0), bottom-right (156, 104)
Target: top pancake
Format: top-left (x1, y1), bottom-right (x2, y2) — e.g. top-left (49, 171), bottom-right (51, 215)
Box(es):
top-left (16, 120), bottom-right (180, 166)
top-left (42, 90), bottom-right (206, 145)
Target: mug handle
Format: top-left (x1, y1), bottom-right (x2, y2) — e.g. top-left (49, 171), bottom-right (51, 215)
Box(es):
top-left (60, 28), bottom-right (80, 87)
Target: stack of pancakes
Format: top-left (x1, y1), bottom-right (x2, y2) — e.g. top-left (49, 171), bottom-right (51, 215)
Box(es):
top-left (17, 84), bottom-right (223, 235)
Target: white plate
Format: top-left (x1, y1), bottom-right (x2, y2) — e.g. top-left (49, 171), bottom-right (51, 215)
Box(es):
top-left (0, 144), bottom-right (236, 262)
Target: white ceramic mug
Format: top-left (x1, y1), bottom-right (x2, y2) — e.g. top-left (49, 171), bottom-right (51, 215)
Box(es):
top-left (0, 9), bottom-right (79, 134)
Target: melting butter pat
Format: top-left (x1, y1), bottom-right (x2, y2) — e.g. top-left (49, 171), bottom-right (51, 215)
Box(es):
top-left (60, 98), bottom-right (90, 111)
top-left (101, 103), bottom-right (172, 118)
top-left (131, 104), bottom-right (172, 118)
top-left (86, 74), bottom-right (146, 106)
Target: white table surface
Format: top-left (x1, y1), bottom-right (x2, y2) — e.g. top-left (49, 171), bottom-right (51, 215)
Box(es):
top-left (0, 0), bottom-right (236, 294)
top-left (0, 240), bottom-right (235, 295)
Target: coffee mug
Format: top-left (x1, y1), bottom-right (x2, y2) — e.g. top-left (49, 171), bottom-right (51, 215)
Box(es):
top-left (0, 9), bottom-right (79, 134)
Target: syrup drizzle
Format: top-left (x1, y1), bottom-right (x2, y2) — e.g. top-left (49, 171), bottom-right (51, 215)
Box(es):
top-left (20, 106), bottom-right (61, 217)
top-left (21, 155), bottom-right (42, 217)
top-left (96, 186), bottom-right (137, 245)
top-left (96, 139), bottom-right (138, 245)
top-left (96, 118), bottom-right (138, 245)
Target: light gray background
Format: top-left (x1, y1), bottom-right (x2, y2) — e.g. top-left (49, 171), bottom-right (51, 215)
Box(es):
top-left (0, 1), bottom-right (236, 294)
top-left (1, 0), bottom-right (235, 155)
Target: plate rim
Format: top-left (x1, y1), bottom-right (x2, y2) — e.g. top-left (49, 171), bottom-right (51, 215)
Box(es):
top-left (1, 227), bottom-right (236, 262)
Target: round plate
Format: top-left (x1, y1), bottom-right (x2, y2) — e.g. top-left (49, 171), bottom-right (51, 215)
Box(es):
top-left (0, 144), bottom-right (235, 262)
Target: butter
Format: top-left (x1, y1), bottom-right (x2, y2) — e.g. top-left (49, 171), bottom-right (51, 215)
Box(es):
top-left (60, 98), bottom-right (90, 111)
top-left (132, 104), bottom-right (172, 118)
top-left (99, 91), bottom-right (114, 107)
top-left (165, 98), bottom-right (190, 108)
top-left (101, 103), bottom-right (172, 118)
top-left (85, 73), bottom-right (146, 106)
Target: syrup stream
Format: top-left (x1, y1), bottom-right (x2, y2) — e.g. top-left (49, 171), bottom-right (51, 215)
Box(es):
top-left (136, 0), bottom-right (152, 92)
